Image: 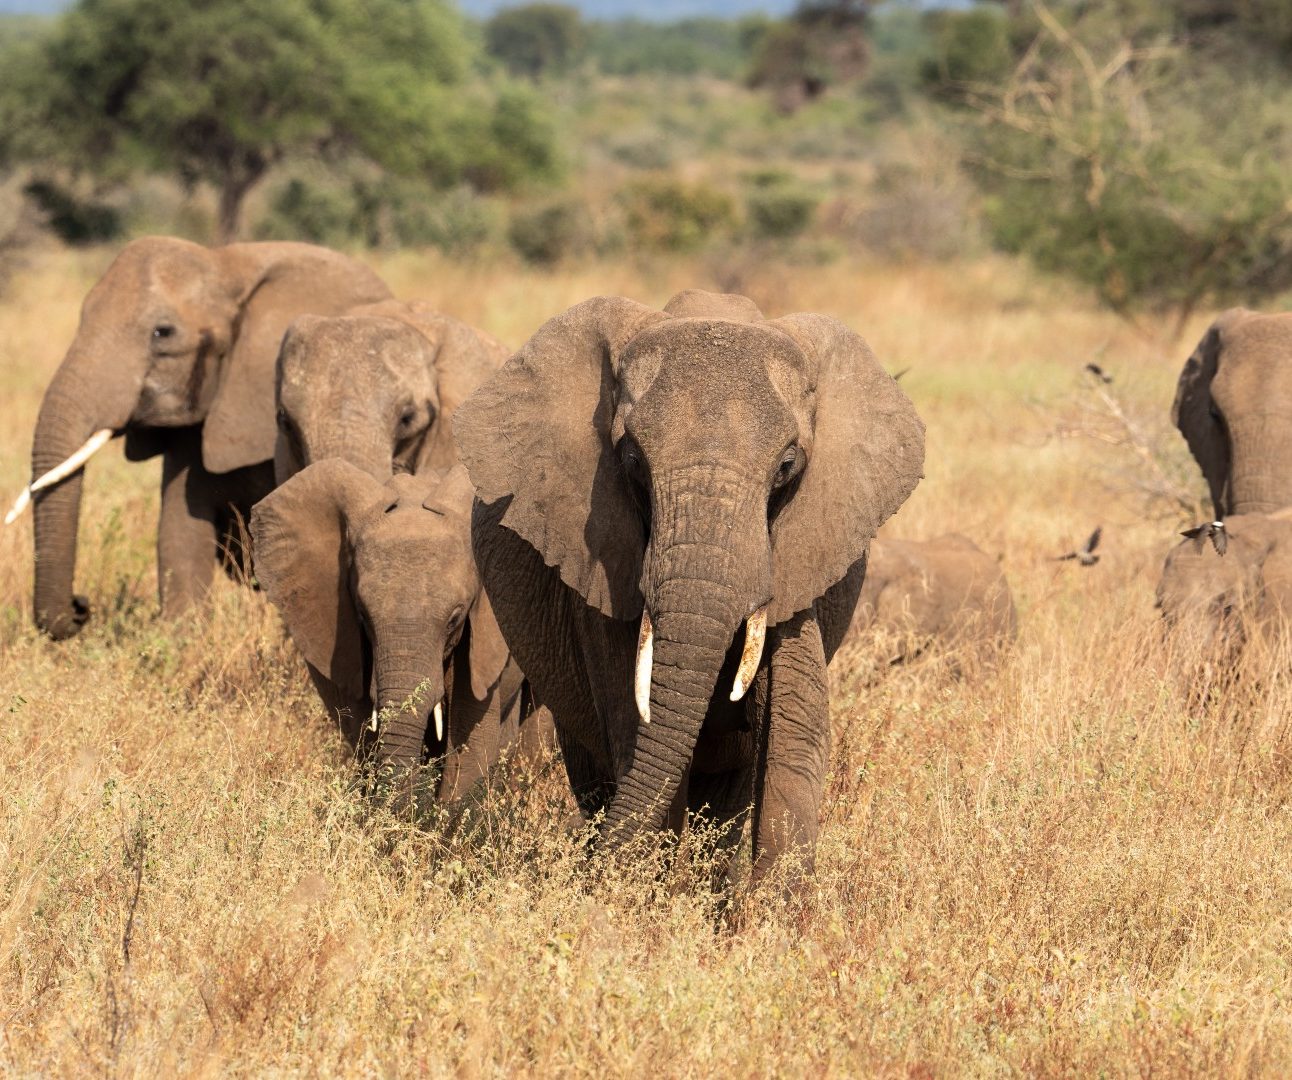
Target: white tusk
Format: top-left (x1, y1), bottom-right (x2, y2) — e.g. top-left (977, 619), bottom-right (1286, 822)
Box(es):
top-left (635, 609), bottom-right (653, 725)
top-left (368, 709), bottom-right (379, 733)
top-left (730, 606), bottom-right (768, 702)
top-left (433, 701), bottom-right (444, 742)
top-left (5, 428), bottom-right (114, 526)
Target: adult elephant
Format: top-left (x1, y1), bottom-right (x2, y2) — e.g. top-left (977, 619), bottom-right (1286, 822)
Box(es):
top-left (454, 289), bottom-right (924, 883)
top-left (17, 236), bottom-right (390, 639)
top-left (273, 300), bottom-right (509, 484)
top-left (1175, 309), bottom-right (1292, 518)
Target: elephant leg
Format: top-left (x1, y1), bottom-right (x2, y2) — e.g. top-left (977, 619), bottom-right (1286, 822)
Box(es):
top-left (555, 723), bottom-right (615, 819)
top-left (751, 609), bottom-right (830, 888)
top-left (439, 663), bottom-right (501, 804)
top-left (157, 430), bottom-right (219, 618)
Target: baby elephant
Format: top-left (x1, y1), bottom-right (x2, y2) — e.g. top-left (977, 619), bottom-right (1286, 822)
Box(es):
top-left (844, 534), bottom-right (1017, 677)
top-left (1157, 512), bottom-right (1292, 686)
top-left (251, 461), bottom-right (525, 803)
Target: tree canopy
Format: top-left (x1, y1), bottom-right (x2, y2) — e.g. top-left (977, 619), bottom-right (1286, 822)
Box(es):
top-left (0, 0), bottom-right (558, 240)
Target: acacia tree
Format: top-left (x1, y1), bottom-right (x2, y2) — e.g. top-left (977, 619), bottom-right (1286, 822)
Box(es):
top-left (960, 0), bottom-right (1292, 331)
top-left (1, 0), bottom-right (547, 240)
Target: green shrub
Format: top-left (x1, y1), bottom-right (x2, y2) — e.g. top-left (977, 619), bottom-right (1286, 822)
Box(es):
top-left (255, 177), bottom-right (355, 246)
top-left (508, 199), bottom-right (589, 264)
top-left (921, 7), bottom-right (1013, 101)
top-left (746, 187), bottom-right (818, 239)
top-left (618, 176), bottom-right (736, 252)
top-left (22, 178), bottom-right (121, 245)
top-left (485, 3), bottom-right (587, 79)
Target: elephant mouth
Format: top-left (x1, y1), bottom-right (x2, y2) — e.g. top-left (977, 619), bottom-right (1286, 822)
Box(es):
top-left (633, 603), bottom-right (769, 725)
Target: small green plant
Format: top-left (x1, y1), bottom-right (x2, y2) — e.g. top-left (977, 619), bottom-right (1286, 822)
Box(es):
top-left (746, 186), bottom-right (818, 239)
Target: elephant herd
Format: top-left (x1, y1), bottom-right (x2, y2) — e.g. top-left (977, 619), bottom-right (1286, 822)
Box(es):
top-left (6, 235), bottom-right (1273, 889)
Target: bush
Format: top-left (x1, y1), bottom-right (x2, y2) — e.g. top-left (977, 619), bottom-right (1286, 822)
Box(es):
top-left (618, 176), bottom-right (736, 253)
top-left (921, 7), bottom-right (1013, 101)
top-left (508, 199), bottom-right (590, 264)
top-left (22, 178), bottom-right (122, 245)
top-left (746, 187), bottom-right (818, 239)
top-left (256, 178), bottom-right (355, 246)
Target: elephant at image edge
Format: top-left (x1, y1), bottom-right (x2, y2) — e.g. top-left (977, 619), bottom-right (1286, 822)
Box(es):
top-left (454, 289), bottom-right (924, 883)
top-left (1175, 308), bottom-right (1292, 518)
top-left (273, 300), bottom-right (510, 485)
top-left (251, 461), bottom-right (535, 802)
top-left (1157, 510), bottom-right (1292, 686)
top-left (25, 236), bottom-right (391, 639)
top-left (845, 533), bottom-right (1017, 677)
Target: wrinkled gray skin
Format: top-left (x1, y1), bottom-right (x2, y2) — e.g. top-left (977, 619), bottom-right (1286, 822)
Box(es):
top-left (1175, 309), bottom-right (1292, 518)
top-left (251, 461), bottom-right (528, 802)
top-left (455, 289), bottom-right (924, 885)
top-left (274, 301), bottom-right (509, 485)
top-left (27, 236), bottom-right (390, 639)
top-left (1157, 511), bottom-right (1292, 683)
top-left (846, 534), bottom-right (1017, 675)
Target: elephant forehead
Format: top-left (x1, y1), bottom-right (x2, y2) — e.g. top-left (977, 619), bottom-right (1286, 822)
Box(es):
top-left (619, 320), bottom-right (808, 425)
top-left (85, 239), bottom-right (216, 320)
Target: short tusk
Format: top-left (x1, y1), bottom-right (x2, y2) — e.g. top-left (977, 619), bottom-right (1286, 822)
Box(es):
top-left (5, 428), bottom-right (114, 526)
top-left (433, 700), bottom-right (444, 742)
top-left (368, 708), bottom-right (379, 733)
top-left (635, 609), bottom-right (653, 725)
top-left (730, 605), bottom-right (768, 702)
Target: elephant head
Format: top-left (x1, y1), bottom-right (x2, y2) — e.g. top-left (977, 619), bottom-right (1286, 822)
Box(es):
top-left (273, 300), bottom-right (510, 484)
top-left (454, 289), bottom-right (924, 836)
top-left (26, 237), bottom-right (390, 638)
top-left (1174, 309), bottom-right (1292, 518)
top-left (250, 460), bottom-right (510, 792)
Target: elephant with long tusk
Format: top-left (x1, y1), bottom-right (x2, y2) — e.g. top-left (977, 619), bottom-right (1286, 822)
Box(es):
top-left (8, 235), bottom-right (391, 639)
top-left (455, 288), bottom-right (925, 887)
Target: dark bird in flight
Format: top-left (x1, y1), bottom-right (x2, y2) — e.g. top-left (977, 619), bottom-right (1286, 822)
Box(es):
top-left (1085, 362), bottom-right (1113, 383)
top-left (1056, 526), bottom-right (1102, 566)
top-left (1181, 520), bottom-right (1227, 556)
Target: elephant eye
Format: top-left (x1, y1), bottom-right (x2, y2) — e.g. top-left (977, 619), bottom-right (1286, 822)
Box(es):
top-left (152, 324), bottom-right (175, 340)
top-left (447, 606), bottom-right (465, 632)
top-left (275, 406), bottom-right (289, 430)
top-left (398, 407), bottom-right (418, 430)
top-left (773, 445), bottom-right (805, 489)
top-left (618, 436), bottom-right (649, 488)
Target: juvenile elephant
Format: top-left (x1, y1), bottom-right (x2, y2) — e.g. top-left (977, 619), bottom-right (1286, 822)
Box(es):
top-left (1175, 309), bottom-right (1292, 518)
top-left (1157, 512), bottom-right (1292, 684)
top-left (250, 461), bottom-right (528, 802)
top-left (273, 301), bottom-right (509, 484)
top-left (844, 534), bottom-right (1017, 677)
top-left (454, 289), bottom-right (924, 883)
top-left (15, 236), bottom-right (390, 639)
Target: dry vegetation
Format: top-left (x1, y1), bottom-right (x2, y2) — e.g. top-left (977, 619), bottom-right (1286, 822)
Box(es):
top-left (4, 245), bottom-right (1292, 1076)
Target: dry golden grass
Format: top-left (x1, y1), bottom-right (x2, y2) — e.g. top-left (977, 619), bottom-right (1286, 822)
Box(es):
top-left (3, 245), bottom-right (1291, 1076)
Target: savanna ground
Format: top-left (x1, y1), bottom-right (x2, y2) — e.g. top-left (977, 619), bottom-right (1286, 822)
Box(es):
top-left (3, 244), bottom-right (1292, 1076)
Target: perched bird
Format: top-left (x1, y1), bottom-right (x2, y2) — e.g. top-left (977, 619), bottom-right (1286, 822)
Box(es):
top-left (1180, 519), bottom-right (1227, 556)
top-left (1056, 526), bottom-right (1102, 566)
top-left (1085, 362), bottom-right (1114, 384)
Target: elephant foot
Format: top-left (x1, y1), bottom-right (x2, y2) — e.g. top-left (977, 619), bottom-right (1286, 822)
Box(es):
top-left (37, 594), bottom-right (91, 640)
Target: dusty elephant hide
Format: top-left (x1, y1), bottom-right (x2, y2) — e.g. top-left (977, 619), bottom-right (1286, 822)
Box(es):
top-left (454, 287), bottom-right (925, 887)
top-left (273, 299), bottom-right (510, 485)
top-left (22, 235), bottom-right (391, 639)
top-left (841, 533), bottom-right (1017, 682)
top-left (251, 460), bottom-right (549, 807)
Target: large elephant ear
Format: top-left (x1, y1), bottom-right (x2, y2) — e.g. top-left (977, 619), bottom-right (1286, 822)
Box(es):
top-left (203, 246), bottom-right (391, 475)
top-left (453, 296), bottom-right (668, 620)
top-left (250, 459), bottom-right (384, 700)
top-left (412, 310), bottom-right (512, 473)
top-left (767, 313), bottom-right (925, 625)
top-left (466, 588), bottom-right (510, 700)
top-left (1173, 309), bottom-right (1246, 518)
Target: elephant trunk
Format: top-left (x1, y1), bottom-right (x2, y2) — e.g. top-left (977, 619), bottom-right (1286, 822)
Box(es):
top-left (372, 634), bottom-right (446, 774)
top-left (603, 476), bottom-right (770, 841)
top-left (29, 356), bottom-right (132, 639)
